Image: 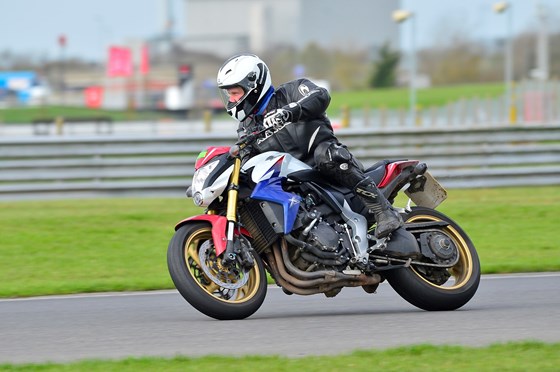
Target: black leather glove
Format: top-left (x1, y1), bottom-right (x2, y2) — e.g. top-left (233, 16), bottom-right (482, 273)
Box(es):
top-left (239, 144), bottom-right (254, 161)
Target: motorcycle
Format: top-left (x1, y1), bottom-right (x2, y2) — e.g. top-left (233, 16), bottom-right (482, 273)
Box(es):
top-left (167, 128), bottom-right (481, 320)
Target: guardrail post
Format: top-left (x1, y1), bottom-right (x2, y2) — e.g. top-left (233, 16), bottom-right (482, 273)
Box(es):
top-left (341, 105), bottom-right (350, 128)
top-left (203, 110), bottom-right (212, 132)
top-left (509, 81), bottom-right (517, 124)
top-left (415, 105), bottom-right (422, 127)
top-left (55, 116), bottom-right (64, 135)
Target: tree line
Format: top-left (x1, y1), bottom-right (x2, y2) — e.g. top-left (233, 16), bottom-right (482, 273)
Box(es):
top-left (262, 29), bottom-right (560, 90)
top-left (1, 29), bottom-right (559, 91)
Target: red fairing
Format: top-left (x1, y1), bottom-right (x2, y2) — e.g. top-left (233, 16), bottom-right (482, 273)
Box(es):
top-left (175, 215), bottom-right (250, 256)
top-left (378, 160), bottom-right (419, 188)
top-left (195, 146), bottom-right (231, 169)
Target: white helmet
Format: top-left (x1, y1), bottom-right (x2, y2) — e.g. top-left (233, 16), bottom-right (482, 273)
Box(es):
top-left (217, 54), bottom-right (272, 121)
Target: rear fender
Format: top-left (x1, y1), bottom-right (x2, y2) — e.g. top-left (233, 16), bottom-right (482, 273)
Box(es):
top-left (175, 215), bottom-right (250, 256)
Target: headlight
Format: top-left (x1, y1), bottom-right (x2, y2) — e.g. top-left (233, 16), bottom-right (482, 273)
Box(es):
top-left (191, 160), bottom-right (220, 195)
top-left (193, 192), bottom-right (204, 206)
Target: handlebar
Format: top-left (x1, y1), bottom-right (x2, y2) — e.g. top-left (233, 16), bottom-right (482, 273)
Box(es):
top-left (229, 127), bottom-right (270, 158)
top-left (230, 122), bottom-right (291, 158)
top-left (235, 127), bottom-right (268, 146)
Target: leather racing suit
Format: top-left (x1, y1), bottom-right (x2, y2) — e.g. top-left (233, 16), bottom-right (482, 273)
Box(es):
top-left (238, 78), bottom-right (404, 242)
top-left (236, 78), bottom-right (336, 165)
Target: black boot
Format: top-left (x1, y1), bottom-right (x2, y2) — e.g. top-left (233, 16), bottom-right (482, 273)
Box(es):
top-left (354, 179), bottom-right (420, 259)
top-left (354, 178), bottom-right (403, 239)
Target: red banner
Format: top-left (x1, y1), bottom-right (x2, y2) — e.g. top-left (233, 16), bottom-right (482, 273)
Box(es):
top-left (140, 44), bottom-right (150, 75)
top-left (107, 46), bottom-right (132, 77)
top-left (84, 86), bottom-right (103, 108)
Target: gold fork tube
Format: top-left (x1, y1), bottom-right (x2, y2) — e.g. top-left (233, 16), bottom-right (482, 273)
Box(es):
top-left (226, 157), bottom-right (242, 222)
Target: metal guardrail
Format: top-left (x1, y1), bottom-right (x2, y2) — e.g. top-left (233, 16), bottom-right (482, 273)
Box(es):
top-left (1, 124), bottom-right (559, 200)
top-left (31, 116), bottom-right (114, 136)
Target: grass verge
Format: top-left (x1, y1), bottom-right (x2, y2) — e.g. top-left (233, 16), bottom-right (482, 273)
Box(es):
top-left (328, 82), bottom-right (505, 116)
top-left (1, 342), bottom-right (558, 371)
top-left (0, 83), bottom-right (505, 123)
top-left (0, 106), bottom-right (168, 124)
top-left (0, 186), bottom-right (558, 298)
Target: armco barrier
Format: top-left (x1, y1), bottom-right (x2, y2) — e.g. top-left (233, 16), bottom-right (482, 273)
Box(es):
top-left (1, 124), bottom-right (560, 200)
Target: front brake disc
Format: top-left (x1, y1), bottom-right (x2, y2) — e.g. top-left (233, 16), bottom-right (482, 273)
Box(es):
top-left (198, 240), bottom-right (251, 290)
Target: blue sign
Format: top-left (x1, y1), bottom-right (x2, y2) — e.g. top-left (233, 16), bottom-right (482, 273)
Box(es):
top-left (0, 71), bottom-right (38, 104)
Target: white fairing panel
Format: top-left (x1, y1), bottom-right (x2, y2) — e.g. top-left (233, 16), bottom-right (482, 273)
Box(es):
top-left (242, 151), bottom-right (311, 183)
top-left (198, 164), bottom-right (233, 207)
top-left (192, 165), bottom-right (233, 207)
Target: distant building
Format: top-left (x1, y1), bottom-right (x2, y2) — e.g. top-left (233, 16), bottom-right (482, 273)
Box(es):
top-left (183, 0), bottom-right (400, 57)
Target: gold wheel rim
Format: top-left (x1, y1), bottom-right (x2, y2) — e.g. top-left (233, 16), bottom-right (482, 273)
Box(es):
top-left (183, 227), bottom-right (261, 303)
top-left (407, 214), bottom-right (473, 290)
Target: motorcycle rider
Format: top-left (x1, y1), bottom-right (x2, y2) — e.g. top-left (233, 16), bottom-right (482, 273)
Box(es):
top-left (216, 53), bottom-right (407, 251)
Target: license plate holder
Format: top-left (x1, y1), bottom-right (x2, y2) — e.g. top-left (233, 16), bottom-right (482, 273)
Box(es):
top-left (404, 171), bottom-right (447, 209)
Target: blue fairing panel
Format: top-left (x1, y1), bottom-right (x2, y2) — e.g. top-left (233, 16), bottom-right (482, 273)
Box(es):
top-left (251, 176), bottom-right (301, 233)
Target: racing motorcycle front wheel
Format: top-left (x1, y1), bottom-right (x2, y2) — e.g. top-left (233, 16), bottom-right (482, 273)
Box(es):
top-left (384, 207), bottom-right (481, 311)
top-left (167, 222), bottom-right (267, 320)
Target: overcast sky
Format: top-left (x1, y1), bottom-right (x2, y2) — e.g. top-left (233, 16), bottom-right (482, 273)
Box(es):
top-left (0, 0), bottom-right (558, 62)
top-left (400, 0), bottom-right (560, 52)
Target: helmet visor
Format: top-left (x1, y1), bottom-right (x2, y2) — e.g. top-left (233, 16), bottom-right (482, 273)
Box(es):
top-left (218, 85), bottom-right (252, 111)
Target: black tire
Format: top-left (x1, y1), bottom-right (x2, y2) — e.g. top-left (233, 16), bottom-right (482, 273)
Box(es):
top-left (167, 222), bottom-right (267, 320)
top-left (384, 207), bottom-right (480, 311)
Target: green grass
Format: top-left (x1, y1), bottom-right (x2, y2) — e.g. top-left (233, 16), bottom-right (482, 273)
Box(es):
top-left (0, 186), bottom-right (558, 298)
top-left (433, 187), bottom-right (560, 273)
top-left (1, 342), bottom-right (558, 371)
top-left (0, 198), bottom-right (191, 297)
top-left (0, 106), bottom-right (169, 124)
top-left (0, 188), bottom-right (558, 369)
top-left (328, 82), bottom-right (505, 116)
top-left (0, 82), bottom-right (506, 123)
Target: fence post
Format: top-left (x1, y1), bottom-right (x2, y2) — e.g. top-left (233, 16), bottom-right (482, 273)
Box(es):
top-left (459, 98), bottom-right (467, 126)
top-left (485, 96), bottom-right (492, 125)
top-left (363, 103), bottom-right (370, 127)
top-left (398, 108), bottom-right (406, 127)
top-left (379, 105), bottom-right (387, 129)
top-left (552, 78), bottom-right (559, 121)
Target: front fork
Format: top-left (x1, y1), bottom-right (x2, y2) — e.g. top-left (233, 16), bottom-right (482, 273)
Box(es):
top-left (221, 156), bottom-right (254, 270)
top-left (223, 156), bottom-right (242, 264)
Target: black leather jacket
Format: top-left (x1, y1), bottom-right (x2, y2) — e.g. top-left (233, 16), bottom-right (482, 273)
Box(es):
top-left (237, 78), bottom-right (337, 165)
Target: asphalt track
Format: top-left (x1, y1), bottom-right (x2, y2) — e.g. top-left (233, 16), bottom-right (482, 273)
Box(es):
top-left (1, 273), bottom-right (559, 364)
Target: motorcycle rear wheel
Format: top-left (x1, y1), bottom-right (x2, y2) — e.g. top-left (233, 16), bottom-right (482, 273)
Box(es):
top-left (167, 222), bottom-right (267, 320)
top-left (384, 207), bottom-right (480, 311)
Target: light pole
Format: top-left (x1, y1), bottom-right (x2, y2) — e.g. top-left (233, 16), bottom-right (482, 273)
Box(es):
top-left (535, 1), bottom-right (549, 81)
top-left (58, 34), bottom-right (67, 105)
top-left (392, 9), bottom-right (416, 126)
top-left (493, 2), bottom-right (514, 123)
